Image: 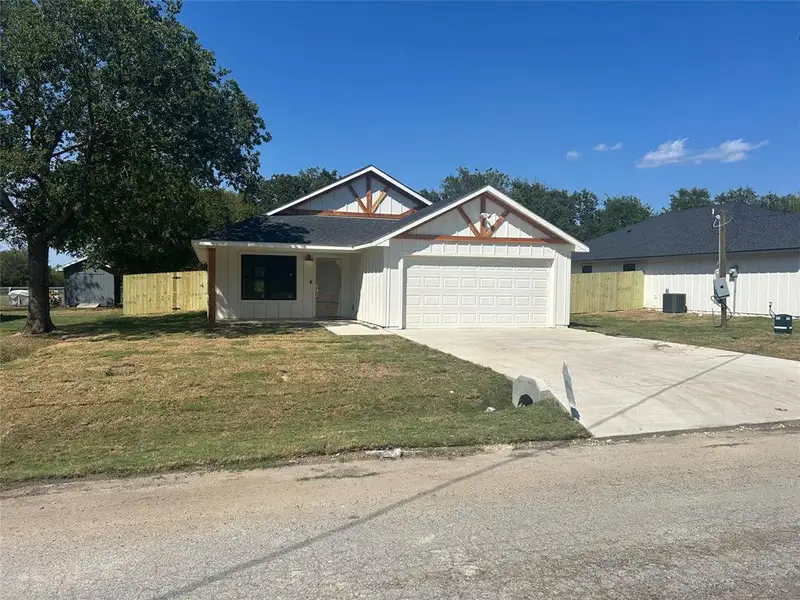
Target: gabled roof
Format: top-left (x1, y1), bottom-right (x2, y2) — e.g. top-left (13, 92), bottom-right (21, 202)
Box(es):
top-left (576, 204), bottom-right (800, 262)
top-left (368, 185), bottom-right (590, 252)
top-left (62, 257), bottom-right (88, 269)
top-left (267, 165), bottom-right (432, 216)
top-left (196, 185), bottom-right (589, 253)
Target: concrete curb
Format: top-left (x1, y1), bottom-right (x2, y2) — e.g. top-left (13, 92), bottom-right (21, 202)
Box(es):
top-left (592, 419), bottom-right (800, 443)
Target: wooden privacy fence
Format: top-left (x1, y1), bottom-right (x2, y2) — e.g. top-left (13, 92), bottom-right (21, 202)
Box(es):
top-left (570, 271), bottom-right (644, 313)
top-left (123, 271), bottom-right (207, 316)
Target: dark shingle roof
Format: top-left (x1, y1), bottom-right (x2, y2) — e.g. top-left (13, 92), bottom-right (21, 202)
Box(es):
top-left (207, 187), bottom-right (488, 247)
top-left (576, 204), bottom-right (800, 262)
top-left (208, 214), bottom-right (402, 247)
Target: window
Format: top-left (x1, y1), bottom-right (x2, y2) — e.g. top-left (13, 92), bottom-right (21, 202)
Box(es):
top-left (241, 255), bottom-right (297, 300)
top-left (581, 265), bottom-right (593, 274)
top-left (623, 263), bottom-right (636, 272)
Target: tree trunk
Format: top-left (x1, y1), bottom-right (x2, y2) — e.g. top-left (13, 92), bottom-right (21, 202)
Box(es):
top-left (23, 238), bottom-right (55, 334)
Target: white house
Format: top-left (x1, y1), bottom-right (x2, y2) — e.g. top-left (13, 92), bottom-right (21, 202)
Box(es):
top-left (192, 165), bottom-right (588, 328)
top-left (572, 204), bottom-right (800, 317)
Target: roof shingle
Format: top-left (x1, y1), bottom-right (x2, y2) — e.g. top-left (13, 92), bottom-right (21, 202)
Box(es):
top-left (576, 204), bottom-right (800, 262)
top-left (208, 214), bottom-right (402, 247)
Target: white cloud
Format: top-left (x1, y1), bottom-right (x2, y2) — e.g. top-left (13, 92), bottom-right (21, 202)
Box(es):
top-left (636, 138), bottom-right (768, 168)
top-left (636, 138), bottom-right (689, 167)
top-left (565, 150), bottom-right (580, 160)
top-left (693, 139), bottom-right (769, 164)
top-left (592, 142), bottom-right (622, 152)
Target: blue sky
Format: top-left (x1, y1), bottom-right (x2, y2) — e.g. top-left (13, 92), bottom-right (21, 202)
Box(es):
top-left (50, 1), bottom-right (799, 264)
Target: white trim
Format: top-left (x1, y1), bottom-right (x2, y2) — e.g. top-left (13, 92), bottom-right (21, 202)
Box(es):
top-left (192, 240), bottom-right (358, 252)
top-left (62, 256), bottom-right (114, 271)
top-left (266, 165), bottom-right (432, 216)
top-left (358, 186), bottom-right (590, 253)
top-left (62, 257), bottom-right (87, 269)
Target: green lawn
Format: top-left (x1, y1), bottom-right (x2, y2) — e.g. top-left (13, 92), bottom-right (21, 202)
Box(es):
top-left (570, 310), bottom-right (798, 361)
top-left (0, 309), bottom-right (586, 484)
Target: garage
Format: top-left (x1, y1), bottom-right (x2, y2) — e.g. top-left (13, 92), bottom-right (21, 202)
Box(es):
top-left (404, 259), bottom-right (552, 328)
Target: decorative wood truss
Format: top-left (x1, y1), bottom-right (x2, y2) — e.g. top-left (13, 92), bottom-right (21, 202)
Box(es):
top-left (287, 173), bottom-right (417, 219)
top-left (398, 192), bottom-right (563, 245)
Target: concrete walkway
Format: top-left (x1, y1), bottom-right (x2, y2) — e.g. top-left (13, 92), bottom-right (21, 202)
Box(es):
top-left (396, 328), bottom-right (800, 437)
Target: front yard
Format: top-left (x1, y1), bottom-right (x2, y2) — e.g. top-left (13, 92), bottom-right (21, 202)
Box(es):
top-left (570, 310), bottom-right (799, 361)
top-left (0, 309), bottom-right (586, 484)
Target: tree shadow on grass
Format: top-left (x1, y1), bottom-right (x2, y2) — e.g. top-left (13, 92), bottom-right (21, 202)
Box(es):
top-left (568, 321), bottom-right (600, 329)
top-left (57, 312), bottom-right (319, 342)
top-left (0, 313), bottom-right (27, 324)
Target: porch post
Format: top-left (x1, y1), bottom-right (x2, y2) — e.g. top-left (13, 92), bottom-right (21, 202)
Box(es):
top-left (207, 247), bottom-right (216, 325)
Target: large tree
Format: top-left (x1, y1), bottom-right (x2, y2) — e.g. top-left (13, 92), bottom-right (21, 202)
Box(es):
top-left (666, 187), bottom-right (711, 212)
top-left (595, 195), bottom-right (654, 235)
top-left (420, 167), bottom-right (512, 203)
top-left (0, 0), bottom-right (269, 332)
top-left (759, 192), bottom-right (800, 213)
top-left (253, 167), bottom-right (339, 211)
top-left (82, 188), bottom-right (260, 274)
top-left (0, 248), bottom-right (28, 286)
top-left (714, 186), bottom-right (759, 205)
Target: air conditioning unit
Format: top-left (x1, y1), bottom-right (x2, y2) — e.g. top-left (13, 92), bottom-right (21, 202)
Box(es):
top-left (662, 293), bottom-right (686, 314)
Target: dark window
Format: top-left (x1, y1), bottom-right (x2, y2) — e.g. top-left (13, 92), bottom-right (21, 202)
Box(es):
top-left (623, 263), bottom-right (636, 272)
top-left (241, 255), bottom-right (297, 300)
top-left (581, 265), bottom-right (593, 273)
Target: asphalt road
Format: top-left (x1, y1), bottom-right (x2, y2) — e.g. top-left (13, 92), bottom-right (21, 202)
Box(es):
top-left (2, 426), bottom-right (799, 600)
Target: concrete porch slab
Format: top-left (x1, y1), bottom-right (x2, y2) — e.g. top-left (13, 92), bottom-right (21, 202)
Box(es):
top-left (322, 321), bottom-right (391, 336)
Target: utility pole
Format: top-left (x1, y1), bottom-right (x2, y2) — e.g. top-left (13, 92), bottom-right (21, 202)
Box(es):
top-left (718, 209), bottom-right (728, 328)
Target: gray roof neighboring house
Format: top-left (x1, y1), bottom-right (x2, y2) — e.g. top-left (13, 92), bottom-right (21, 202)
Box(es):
top-left (575, 204), bottom-right (800, 262)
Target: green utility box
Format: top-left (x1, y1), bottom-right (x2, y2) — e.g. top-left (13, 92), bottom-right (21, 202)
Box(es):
top-left (773, 314), bottom-right (793, 334)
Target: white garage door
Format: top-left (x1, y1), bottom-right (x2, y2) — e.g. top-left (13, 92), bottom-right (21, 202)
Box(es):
top-left (404, 259), bottom-right (551, 328)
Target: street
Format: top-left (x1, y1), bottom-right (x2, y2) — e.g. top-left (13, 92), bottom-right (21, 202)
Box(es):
top-left (2, 426), bottom-right (799, 599)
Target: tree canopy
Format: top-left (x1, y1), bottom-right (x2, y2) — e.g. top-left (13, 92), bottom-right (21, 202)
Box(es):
top-left (0, 0), bottom-right (269, 331)
top-left (253, 167), bottom-right (340, 211)
top-left (420, 167), bottom-right (511, 203)
top-left (661, 186), bottom-right (800, 213)
top-left (0, 249), bottom-right (28, 287)
top-left (421, 168), bottom-right (654, 240)
top-left (666, 188), bottom-right (712, 212)
top-left (0, 248), bottom-right (65, 287)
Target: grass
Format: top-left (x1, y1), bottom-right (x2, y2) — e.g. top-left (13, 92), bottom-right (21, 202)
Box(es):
top-left (570, 310), bottom-right (799, 361)
top-left (0, 309), bottom-right (587, 484)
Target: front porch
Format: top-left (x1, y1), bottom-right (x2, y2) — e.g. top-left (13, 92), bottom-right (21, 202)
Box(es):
top-left (202, 245), bottom-right (362, 324)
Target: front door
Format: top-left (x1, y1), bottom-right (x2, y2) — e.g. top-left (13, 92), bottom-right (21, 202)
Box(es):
top-left (315, 258), bottom-right (341, 318)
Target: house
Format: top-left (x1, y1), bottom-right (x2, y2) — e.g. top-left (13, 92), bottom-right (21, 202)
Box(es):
top-left (572, 204), bottom-right (800, 317)
top-left (191, 166), bottom-right (588, 328)
top-left (63, 258), bottom-right (121, 307)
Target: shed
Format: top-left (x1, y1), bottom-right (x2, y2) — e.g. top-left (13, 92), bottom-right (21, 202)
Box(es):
top-left (63, 258), bottom-right (121, 307)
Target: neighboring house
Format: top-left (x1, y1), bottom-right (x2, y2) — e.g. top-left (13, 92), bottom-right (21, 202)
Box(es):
top-left (572, 204), bottom-right (800, 317)
top-left (63, 258), bottom-right (121, 307)
top-left (192, 165), bottom-right (588, 328)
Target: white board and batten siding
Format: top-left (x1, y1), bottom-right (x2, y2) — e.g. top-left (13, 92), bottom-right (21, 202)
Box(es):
top-left (293, 174), bottom-right (419, 217)
top-left (212, 246), bottom-right (359, 321)
top-left (572, 250), bottom-right (800, 316)
top-left (352, 193), bottom-right (574, 329)
top-left (353, 247), bottom-right (389, 326)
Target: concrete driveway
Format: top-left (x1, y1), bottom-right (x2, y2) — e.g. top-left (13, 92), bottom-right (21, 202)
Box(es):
top-left (397, 328), bottom-right (800, 437)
